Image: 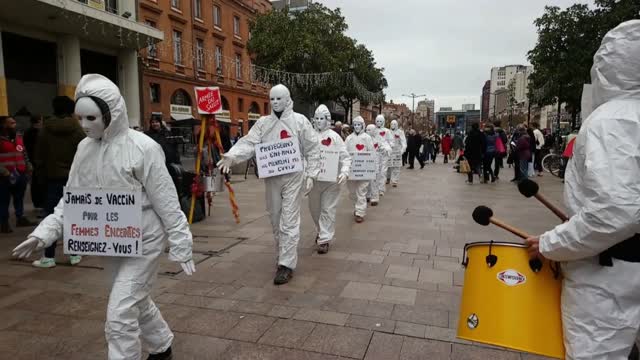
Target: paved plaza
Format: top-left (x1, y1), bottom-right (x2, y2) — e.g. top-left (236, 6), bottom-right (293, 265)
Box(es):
top-left (0, 160), bottom-right (565, 359)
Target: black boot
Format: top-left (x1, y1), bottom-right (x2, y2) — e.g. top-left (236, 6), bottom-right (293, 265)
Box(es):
top-left (317, 243), bottom-right (329, 255)
top-left (147, 347), bottom-right (172, 360)
top-left (1, 221), bottom-right (12, 233)
top-left (630, 343), bottom-right (639, 360)
top-left (16, 217), bottom-right (36, 227)
top-left (274, 265), bottom-right (293, 285)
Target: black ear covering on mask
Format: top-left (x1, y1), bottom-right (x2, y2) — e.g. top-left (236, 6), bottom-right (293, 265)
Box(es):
top-left (77, 96), bottom-right (112, 128)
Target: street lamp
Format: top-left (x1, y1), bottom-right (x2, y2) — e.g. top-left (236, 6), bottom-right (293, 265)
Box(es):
top-left (402, 93), bottom-right (427, 128)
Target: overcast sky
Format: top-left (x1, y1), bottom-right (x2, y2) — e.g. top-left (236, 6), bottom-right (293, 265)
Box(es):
top-left (319, 0), bottom-right (594, 111)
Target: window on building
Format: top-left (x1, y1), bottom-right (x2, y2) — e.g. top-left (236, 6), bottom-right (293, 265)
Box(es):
top-left (193, 0), bottom-right (202, 19)
top-left (213, 5), bottom-right (222, 27)
top-left (145, 20), bottom-right (158, 58)
top-left (105, 0), bottom-right (117, 14)
top-left (215, 46), bottom-right (223, 74)
top-left (171, 0), bottom-right (180, 10)
top-left (150, 83), bottom-right (161, 103)
top-left (171, 89), bottom-right (192, 106)
top-left (238, 98), bottom-right (244, 112)
top-left (233, 16), bottom-right (241, 36)
top-left (196, 39), bottom-right (205, 70)
top-left (173, 30), bottom-right (183, 65)
top-left (235, 53), bottom-right (242, 79)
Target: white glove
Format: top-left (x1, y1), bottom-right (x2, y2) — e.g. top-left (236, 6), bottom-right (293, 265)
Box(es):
top-left (13, 237), bottom-right (45, 259)
top-left (180, 259), bottom-right (196, 275)
top-left (216, 156), bottom-right (234, 174)
top-left (303, 177), bottom-right (314, 196)
top-left (337, 173), bottom-right (347, 184)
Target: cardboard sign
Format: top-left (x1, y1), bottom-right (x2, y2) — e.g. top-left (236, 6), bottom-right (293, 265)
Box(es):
top-left (255, 138), bottom-right (303, 178)
top-left (194, 87), bottom-right (222, 114)
top-left (349, 151), bottom-right (377, 181)
top-left (318, 150), bottom-right (340, 182)
top-left (63, 188), bottom-right (142, 257)
top-left (390, 149), bottom-right (403, 168)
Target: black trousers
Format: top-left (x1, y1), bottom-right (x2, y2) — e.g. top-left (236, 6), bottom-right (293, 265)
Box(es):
top-left (534, 149), bottom-right (543, 173)
top-left (494, 156), bottom-right (503, 178)
top-left (408, 151), bottom-right (423, 168)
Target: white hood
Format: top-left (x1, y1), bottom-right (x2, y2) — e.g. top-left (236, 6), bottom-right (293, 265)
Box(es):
top-left (591, 20), bottom-right (640, 109)
top-left (75, 74), bottom-right (129, 141)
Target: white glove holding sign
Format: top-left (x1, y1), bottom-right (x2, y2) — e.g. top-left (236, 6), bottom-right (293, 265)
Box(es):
top-left (217, 156), bottom-right (234, 174)
top-left (337, 174), bottom-right (348, 184)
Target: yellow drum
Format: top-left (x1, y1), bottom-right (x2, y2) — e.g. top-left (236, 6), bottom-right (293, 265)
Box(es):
top-left (457, 241), bottom-right (564, 359)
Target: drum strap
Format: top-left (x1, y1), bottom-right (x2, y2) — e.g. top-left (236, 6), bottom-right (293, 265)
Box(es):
top-left (599, 234), bottom-right (640, 266)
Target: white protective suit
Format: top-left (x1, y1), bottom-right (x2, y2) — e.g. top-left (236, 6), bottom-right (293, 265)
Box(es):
top-left (539, 20), bottom-right (640, 360)
top-left (345, 117), bottom-right (375, 218)
top-left (374, 115), bottom-right (394, 195)
top-left (25, 75), bottom-right (193, 360)
top-left (219, 85), bottom-right (320, 270)
top-left (308, 105), bottom-right (351, 245)
top-left (366, 124), bottom-right (392, 204)
top-left (386, 120), bottom-right (407, 185)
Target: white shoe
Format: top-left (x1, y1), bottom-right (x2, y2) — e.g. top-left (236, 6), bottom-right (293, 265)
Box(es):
top-left (32, 257), bottom-right (56, 268)
top-left (69, 255), bottom-right (82, 266)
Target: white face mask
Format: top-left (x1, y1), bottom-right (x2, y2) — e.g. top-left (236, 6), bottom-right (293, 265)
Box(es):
top-left (391, 121), bottom-right (398, 130)
top-left (366, 125), bottom-right (377, 138)
top-left (314, 116), bottom-right (330, 132)
top-left (353, 122), bottom-right (364, 134)
top-left (76, 97), bottom-right (106, 139)
top-left (375, 117), bottom-right (385, 128)
top-left (270, 85), bottom-right (290, 113)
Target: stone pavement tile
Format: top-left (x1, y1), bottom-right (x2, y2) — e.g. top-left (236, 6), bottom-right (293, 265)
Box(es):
top-left (521, 354), bottom-right (556, 360)
top-left (417, 245), bottom-right (437, 255)
top-left (230, 300), bottom-right (274, 315)
top-left (7, 312), bottom-right (70, 337)
top-left (383, 256), bottom-right (415, 267)
top-left (6, 289), bottom-right (65, 312)
top-left (400, 337), bottom-right (452, 360)
top-left (391, 304), bottom-right (449, 327)
top-left (385, 265), bottom-right (420, 282)
top-left (437, 284), bottom-right (463, 295)
top-left (171, 332), bottom-right (232, 360)
top-left (173, 294), bottom-right (238, 311)
top-left (450, 343), bottom-right (521, 360)
top-left (394, 321), bottom-right (426, 338)
top-left (0, 330), bottom-right (59, 359)
top-left (0, 309), bottom-right (38, 331)
top-left (453, 271), bottom-right (465, 286)
top-left (432, 255), bottom-right (461, 263)
top-left (364, 332), bottom-right (404, 360)
top-left (268, 305), bottom-right (299, 319)
top-left (175, 308), bottom-right (242, 337)
top-left (306, 279), bottom-right (349, 296)
top-left (337, 262), bottom-right (391, 284)
top-left (293, 308), bottom-right (349, 326)
top-left (390, 279), bottom-right (438, 291)
top-left (222, 341), bottom-right (343, 360)
top-left (383, 243), bottom-right (419, 253)
top-left (206, 284), bottom-right (239, 298)
top-left (452, 248), bottom-right (464, 259)
top-left (424, 325), bottom-right (471, 344)
top-left (322, 298), bottom-right (394, 318)
top-left (412, 259), bottom-right (431, 268)
top-left (286, 293), bottom-right (331, 308)
top-left (418, 268), bottom-right (453, 285)
top-left (155, 292), bottom-right (181, 304)
top-left (449, 311), bottom-right (460, 329)
top-left (371, 250), bottom-right (390, 256)
top-left (434, 260), bottom-right (464, 272)
top-left (274, 275), bottom-right (317, 293)
top-left (165, 280), bottom-right (220, 296)
top-left (340, 281), bottom-right (381, 300)
top-left (258, 318), bottom-right (316, 348)
top-left (347, 253), bottom-right (385, 264)
top-left (230, 286), bottom-right (269, 302)
top-left (224, 314), bottom-right (277, 342)
top-left (376, 285), bottom-right (417, 305)
top-left (49, 294), bottom-right (107, 320)
top-left (414, 290), bottom-right (461, 312)
top-left (346, 314), bottom-right (395, 333)
top-left (310, 250), bottom-right (350, 260)
top-left (232, 272), bottom-right (277, 288)
top-left (300, 324), bottom-right (373, 358)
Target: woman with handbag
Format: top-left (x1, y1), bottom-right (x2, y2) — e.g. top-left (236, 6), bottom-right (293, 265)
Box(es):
top-left (483, 124), bottom-right (498, 183)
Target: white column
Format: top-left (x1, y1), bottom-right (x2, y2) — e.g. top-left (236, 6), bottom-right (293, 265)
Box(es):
top-left (118, 49), bottom-right (140, 127)
top-left (56, 35), bottom-right (82, 98)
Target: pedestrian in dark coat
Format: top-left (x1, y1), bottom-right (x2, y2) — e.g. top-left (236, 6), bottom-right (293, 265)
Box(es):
top-left (406, 130), bottom-right (424, 169)
top-left (464, 123), bottom-right (485, 184)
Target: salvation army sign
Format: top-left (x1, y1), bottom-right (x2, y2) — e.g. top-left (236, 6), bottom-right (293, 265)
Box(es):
top-left (195, 87), bottom-right (222, 114)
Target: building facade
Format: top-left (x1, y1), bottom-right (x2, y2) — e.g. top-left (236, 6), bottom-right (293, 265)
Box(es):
top-left (489, 64), bottom-right (532, 118)
top-left (0, 0), bottom-right (162, 128)
top-left (271, 0), bottom-right (311, 11)
top-left (436, 109), bottom-right (480, 134)
top-left (138, 0), bottom-right (271, 138)
top-left (481, 80), bottom-right (490, 122)
top-left (461, 104), bottom-right (475, 111)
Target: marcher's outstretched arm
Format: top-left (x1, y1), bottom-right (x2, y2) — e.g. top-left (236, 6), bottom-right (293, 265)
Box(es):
top-left (302, 117), bottom-right (321, 179)
top-left (142, 143), bottom-right (193, 263)
top-left (540, 121), bottom-right (640, 261)
top-left (400, 131), bottom-right (407, 153)
top-left (224, 121), bottom-right (263, 164)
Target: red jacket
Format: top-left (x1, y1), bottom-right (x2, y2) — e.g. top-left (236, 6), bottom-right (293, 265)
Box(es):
top-left (0, 135), bottom-right (27, 173)
top-left (441, 135), bottom-right (452, 154)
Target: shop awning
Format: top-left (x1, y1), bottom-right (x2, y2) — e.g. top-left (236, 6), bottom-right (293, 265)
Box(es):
top-left (171, 113), bottom-right (195, 121)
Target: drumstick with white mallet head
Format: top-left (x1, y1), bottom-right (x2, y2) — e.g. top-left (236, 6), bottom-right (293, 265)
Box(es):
top-left (472, 206), bottom-right (531, 239)
top-left (517, 179), bottom-right (569, 222)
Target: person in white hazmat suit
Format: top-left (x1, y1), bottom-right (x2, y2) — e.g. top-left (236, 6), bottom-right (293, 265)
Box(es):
top-left (366, 124), bottom-right (391, 206)
top-left (308, 105), bottom-right (351, 254)
top-left (217, 84), bottom-right (320, 285)
top-left (374, 115), bottom-right (394, 195)
top-left (386, 120), bottom-right (407, 187)
top-left (525, 20), bottom-right (640, 360)
top-left (12, 74), bottom-right (195, 360)
top-left (345, 117), bottom-right (374, 223)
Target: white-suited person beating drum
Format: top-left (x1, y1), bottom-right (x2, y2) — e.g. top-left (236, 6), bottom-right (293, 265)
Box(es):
top-left (525, 20), bottom-right (640, 360)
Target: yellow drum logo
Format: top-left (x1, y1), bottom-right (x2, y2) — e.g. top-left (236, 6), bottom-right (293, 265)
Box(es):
top-left (497, 269), bottom-right (526, 286)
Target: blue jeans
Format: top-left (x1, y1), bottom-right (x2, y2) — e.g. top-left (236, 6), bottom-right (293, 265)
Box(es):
top-left (0, 173), bottom-right (27, 222)
top-left (519, 159), bottom-right (529, 180)
top-left (44, 179), bottom-right (67, 258)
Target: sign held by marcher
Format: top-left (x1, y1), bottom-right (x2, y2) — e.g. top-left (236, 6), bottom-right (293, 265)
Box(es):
top-left (349, 152), bottom-right (377, 180)
top-left (255, 139), bottom-right (303, 178)
top-left (318, 150), bottom-right (340, 182)
top-left (63, 188), bottom-right (143, 257)
top-left (390, 149), bottom-right (402, 168)
top-left (194, 87), bottom-right (222, 114)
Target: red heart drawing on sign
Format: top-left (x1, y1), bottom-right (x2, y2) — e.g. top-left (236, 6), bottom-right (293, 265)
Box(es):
top-left (321, 138), bottom-right (332, 146)
top-left (395, 134), bottom-right (400, 139)
top-left (374, 143), bottom-right (379, 149)
top-left (280, 130), bottom-right (291, 139)
top-left (380, 131), bottom-right (386, 137)
top-left (355, 144), bottom-right (365, 151)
